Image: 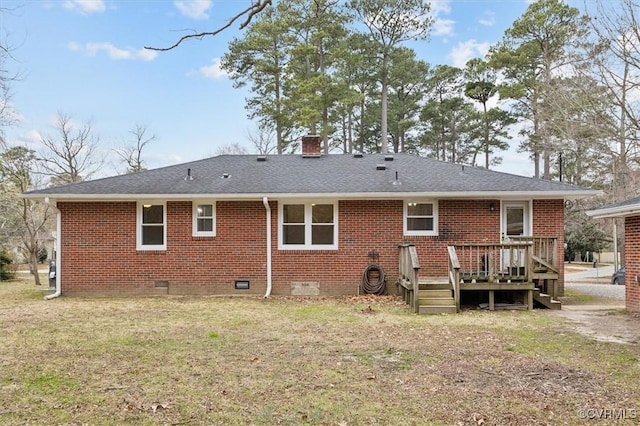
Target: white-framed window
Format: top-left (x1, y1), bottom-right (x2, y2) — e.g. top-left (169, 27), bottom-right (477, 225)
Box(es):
top-left (137, 201), bottom-right (167, 250)
top-left (404, 200), bottom-right (438, 236)
top-left (278, 201), bottom-right (338, 250)
top-left (193, 201), bottom-right (216, 237)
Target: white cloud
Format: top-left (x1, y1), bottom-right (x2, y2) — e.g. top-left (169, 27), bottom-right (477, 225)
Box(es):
top-left (448, 39), bottom-right (490, 68)
top-left (68, 41), bottom-right (158, 61)
top-left (63, 0), bottom-right (106, 14)
top-left (432, 18), bottom-right (455, 37)
top-left (429, 0), bottom-right (451, 15)
top-left (174, 0), bottom-right (212, 20)
top-left (19, 129), bottom-right (43, 145)
top-left (478, 11), bottom-right (496, 27)
top-left (198, 58), bottom-right (227, 80)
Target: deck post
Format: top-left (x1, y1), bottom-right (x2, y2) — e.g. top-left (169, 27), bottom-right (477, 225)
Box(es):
top-left (489, 290), bottom-right (495, 311)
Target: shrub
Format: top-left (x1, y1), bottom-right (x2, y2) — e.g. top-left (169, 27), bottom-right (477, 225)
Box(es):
top-left (38, 247), bottom-right (48, 263)
top-left (0, 251), bottom-right (15, 281)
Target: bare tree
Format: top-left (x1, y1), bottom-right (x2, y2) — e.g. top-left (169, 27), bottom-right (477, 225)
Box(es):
top-left (247, 124), bottom-right (277, 155)
top-left (0, 5), bottom-right (22, 144)
top-left (114, 124), bottom-right (156, 174)
top-left (0, 146), bottom-right (54, 285)
top-left (215, 143), bottom-right (249, 155)
top-left (39, 112), bottom-right (102, 184)
top-left (145, 0), bottom-right (272, 51)
top-left (585, 0), bottom-right (640, 201)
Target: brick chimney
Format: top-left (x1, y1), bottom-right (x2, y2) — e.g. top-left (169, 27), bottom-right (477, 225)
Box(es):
top-left (301, 135), bottom-right (321, 158)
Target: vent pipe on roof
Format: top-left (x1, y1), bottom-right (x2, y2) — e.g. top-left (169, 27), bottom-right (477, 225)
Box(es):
top-left (393, 171), bottom-right (401, 186)
top-left (185, 168), bottom-right (194, 181)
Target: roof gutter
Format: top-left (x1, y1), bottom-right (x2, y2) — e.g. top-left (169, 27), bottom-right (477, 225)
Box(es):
top-left (44, 198), bottom-right (61, 300)
top-left (21, 189), bottom-right (601, 202)
top-left (262, 197), bottom-right (272, 299)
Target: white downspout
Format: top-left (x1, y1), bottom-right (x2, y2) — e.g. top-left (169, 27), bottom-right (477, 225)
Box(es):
top-left (44, 198), bottom-right (61, 300)
top-left (262, 197), bottom-right (272, 298)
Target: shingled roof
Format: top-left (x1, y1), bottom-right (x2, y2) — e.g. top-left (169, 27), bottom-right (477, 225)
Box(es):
top-left (586, 196), bottom-right (640, 219)
top-left (24, 153), bottom-right (598, 200)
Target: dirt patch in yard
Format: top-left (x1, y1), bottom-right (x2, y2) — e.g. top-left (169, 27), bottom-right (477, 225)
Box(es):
top-left (551, 305), bottom-right (640, 345)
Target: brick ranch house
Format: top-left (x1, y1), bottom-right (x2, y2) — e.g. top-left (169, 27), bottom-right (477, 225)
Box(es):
top-left (24, 136), bottom-right (597, 312)
top-left (587, 198), bottom-right (640, 313)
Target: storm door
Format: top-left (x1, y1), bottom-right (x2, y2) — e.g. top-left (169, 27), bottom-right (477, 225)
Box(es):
top-left (501, 202), bottom-right (531, 277)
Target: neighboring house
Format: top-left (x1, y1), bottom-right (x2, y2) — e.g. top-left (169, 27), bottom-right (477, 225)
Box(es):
top-left (587, 198), bottom-right (640, 313)
top-left (24, 136), bottom-right (597, 312)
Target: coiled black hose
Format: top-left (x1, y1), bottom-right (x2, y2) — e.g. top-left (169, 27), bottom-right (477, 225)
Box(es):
top-left (362, 264), bottom-right (386, 295)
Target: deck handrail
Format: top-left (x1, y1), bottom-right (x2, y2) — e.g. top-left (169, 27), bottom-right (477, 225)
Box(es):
top-left (447, 246), bottom-right (461, 312)
top-left (398, 243), bottom-right (420, 313)
top-left (454, 242), bottom-right (533, 284)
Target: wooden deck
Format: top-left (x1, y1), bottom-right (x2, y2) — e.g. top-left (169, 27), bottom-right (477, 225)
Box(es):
top-left (398, 238), bottom-right (561, 314)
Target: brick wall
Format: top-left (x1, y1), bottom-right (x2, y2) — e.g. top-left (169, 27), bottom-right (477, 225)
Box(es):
top-left (57, 198), bottom-right (563, 297)
top-left (532, 199), bottom-right (565, 296)
top-left (625, 216), bottom-right (640, 312)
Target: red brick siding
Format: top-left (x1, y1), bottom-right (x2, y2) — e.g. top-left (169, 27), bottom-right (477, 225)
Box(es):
top-left (625, 216), bottom-right (640, 312)
top-left (57, 198), bottom-right (563, 297)
top-left (532, 199), bottom-right (565, 296)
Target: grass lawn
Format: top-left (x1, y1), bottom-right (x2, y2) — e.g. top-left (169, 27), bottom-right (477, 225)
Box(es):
top-left (1, 278), bottom-right (639, 425)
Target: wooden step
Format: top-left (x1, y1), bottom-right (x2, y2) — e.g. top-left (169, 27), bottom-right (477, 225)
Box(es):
top-left (418, 277), bottom-right (448, 285)
top-left (418, 289), bottom-right (452, 298)
top-left (418, 305), bottom-right (458, 314)
top-left (532, 289), bottom-right (562, 310)
top-left (418, 282), bottom-right (451, 290)
top-left (419, 297), bottom-right (456, 306)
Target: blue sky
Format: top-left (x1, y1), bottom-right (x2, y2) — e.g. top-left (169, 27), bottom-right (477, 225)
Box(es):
top-left (2, 0), bottom-right (585, 178)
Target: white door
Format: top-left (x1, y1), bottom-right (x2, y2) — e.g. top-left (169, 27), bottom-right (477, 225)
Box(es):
top-left (501, 202), bottom-right (530, 273)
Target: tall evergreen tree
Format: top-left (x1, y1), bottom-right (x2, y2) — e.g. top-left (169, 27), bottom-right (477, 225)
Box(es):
top-left (489, 0), bottom-right (589, 178)
top-left (349, 0), bottom-right (432, 154)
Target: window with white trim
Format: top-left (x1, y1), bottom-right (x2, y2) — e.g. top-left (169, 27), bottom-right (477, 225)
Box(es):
top-left (404, 200), bottom-right (438, 236)
top-left (137, 202), bottom-right (167, 250)
top-left (279, 201), bottom-right (337, 249)
top-left (193, 202), bottom-right (216, 237)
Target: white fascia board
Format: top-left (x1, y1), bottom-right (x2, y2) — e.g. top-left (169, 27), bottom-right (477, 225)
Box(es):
top-left (22, 189), bottom-right (600, 202)
top-left (586, 204), bottom-right (640, 219)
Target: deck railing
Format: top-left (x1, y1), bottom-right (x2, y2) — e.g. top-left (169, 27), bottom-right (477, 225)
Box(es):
top-left (451, 237), bottom-right (559, 284)
top-left (398, 243), bottom-right (420, 313)
top-left (454, 242), bottom-right (533, 284)
top-left (447, 246), bottom-right (461, 312)
top-left (510, 236), bottom-right (559, 273)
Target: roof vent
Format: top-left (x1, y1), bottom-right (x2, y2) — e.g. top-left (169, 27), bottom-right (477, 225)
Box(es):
top-left (376, 164), bottom-right (386, 171)
top-left (184, 168), bottom-right (194, 181)
top-left (353, 153), bottom-right (363, 158)
top-left (257, 156), bottom-right (266, 162)
top-left (221, 173), bottom-right (231, 179)
top-left (384, 155), bottom-right (394, 161)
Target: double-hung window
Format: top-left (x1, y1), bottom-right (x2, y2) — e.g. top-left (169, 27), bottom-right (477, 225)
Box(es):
top-left (279, 201), bottom-right (337, 249)
top-left (404, 200), bottom-right (438, 236)
top-left (137, 202), bottom-right (166, 250)
top-left (193, 202), bottom-right (216, 237)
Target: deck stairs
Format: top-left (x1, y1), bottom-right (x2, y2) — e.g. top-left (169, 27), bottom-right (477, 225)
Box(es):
top-left (532, 288), bottom-right (562, 310)
top-left (417, 278), bottom-right (457, 314)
